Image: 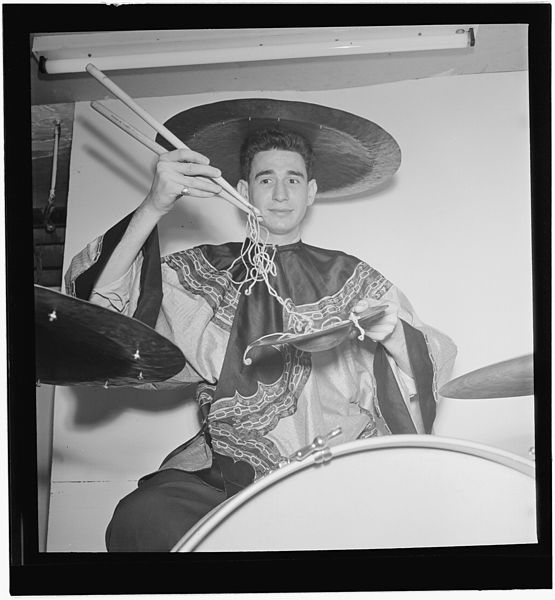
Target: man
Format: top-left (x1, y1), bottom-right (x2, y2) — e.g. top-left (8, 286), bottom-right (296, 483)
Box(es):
top-left (66, 104), bottom-right (457, 552)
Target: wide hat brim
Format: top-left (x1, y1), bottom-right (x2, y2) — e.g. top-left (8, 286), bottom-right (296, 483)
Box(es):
top-left (157, 98), bottom-right (401, 200)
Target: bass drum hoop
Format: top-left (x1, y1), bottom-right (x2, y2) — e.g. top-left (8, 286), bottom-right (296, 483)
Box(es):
top-left (172, 434), bottom-right (535, 552)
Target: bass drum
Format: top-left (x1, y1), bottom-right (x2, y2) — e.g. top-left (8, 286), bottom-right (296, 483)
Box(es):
top-left (173, 435), bottom-right (536, 552)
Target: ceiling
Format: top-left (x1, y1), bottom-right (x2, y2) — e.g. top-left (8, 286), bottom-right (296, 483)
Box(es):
top-left (30, 24), bottom-right (528, 106)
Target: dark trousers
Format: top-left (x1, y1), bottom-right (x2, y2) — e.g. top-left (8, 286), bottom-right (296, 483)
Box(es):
top-left (105, 452), bottom-right (254, 552)
top-left (105, 466), bottom-right (227, 552)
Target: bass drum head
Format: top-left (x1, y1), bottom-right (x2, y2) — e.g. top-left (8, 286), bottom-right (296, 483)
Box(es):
top-left (173, 436), bottom-right (536, 552)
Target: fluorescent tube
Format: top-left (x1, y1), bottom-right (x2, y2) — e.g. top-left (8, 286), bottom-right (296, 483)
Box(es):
top-left (33, 26), bottom-right (476, 75)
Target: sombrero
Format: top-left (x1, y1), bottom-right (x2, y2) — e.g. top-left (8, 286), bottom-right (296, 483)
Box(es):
top-left (156, 98), bottom-right (401, 200)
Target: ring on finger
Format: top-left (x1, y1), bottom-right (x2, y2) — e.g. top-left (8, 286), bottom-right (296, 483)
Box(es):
top-left (179, 186), bottom-right (190, 197)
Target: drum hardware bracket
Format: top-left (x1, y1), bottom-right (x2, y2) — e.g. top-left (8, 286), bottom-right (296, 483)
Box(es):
top-left (313, 446), bottom-right (333, 464)
top-left (284, 426), bottom-right (343, 465)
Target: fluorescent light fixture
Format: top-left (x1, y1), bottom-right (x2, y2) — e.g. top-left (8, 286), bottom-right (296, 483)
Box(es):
top-left (33, 26), bottom-right (476, 74)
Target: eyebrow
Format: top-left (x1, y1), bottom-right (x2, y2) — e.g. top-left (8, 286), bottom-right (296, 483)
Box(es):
top-left (254, 169), bottom-right (306, 179)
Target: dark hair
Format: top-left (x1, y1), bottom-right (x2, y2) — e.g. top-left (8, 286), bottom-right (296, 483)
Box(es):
top-left (240, 128), bottom-right (314, 180)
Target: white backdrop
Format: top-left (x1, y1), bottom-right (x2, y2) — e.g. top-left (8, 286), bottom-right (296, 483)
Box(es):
top-left (48, 70), bottom-right (533, 551)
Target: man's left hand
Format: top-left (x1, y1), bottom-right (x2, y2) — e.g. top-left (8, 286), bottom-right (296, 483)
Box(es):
top-left (351, 298), bottom-right (400, 342)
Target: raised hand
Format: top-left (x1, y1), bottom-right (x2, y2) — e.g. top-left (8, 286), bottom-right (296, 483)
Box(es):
top-left (145, 148), bottom-right (223, 215)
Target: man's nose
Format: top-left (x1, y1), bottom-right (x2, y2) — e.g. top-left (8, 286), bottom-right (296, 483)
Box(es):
top-left (273, 180), bottom-right (288, 202)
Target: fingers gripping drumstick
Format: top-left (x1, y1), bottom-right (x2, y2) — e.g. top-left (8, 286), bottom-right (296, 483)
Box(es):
top-left (86, 63), bottom-right (259, 218)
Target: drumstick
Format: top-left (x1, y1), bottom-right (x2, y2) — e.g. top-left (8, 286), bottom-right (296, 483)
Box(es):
top-left (91, 100), bottom-right (168, 155)
top-left (90, 101), bottom-right (251, 214)
top-left (85, 63), bottom-right (258, 217)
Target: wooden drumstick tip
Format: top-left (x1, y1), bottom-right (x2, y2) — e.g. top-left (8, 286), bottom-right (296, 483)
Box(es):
top-left (86, 63), bottom-right (101, 76)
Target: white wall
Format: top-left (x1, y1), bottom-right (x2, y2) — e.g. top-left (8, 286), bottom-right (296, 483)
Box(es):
top-left (50, 70), bottom-right (532, 551)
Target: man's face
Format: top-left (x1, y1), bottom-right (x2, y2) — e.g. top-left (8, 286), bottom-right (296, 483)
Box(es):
top-left (237, 149), bottom-right (317, 244)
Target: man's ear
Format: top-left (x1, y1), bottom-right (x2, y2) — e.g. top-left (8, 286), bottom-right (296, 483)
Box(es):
top-left (307, 179), bottom-right (317, 206)
top-left (237, 179), bottom-right (249, 200)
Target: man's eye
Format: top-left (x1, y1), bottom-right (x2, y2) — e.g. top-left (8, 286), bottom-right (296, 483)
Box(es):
top-left (259, 178), bottom-right (272, 184)
top-left (288, 178), bottom-right (300, 184)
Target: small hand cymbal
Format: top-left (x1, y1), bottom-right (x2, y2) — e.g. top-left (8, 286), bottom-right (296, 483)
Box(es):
top-left (243, 305), bottom-right (387, 364)
top-left (439, 354), bottom-right (534, 399)
top-left (34, 285), bottom-right (186, 387)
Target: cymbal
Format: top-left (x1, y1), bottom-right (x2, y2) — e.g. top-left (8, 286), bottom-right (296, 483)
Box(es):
top-left (34, 285), bottom-right (186, 387)
top-left (243, 305), bottom-right (387, 364)
top-left (439, 354), bottom-right (534, 399)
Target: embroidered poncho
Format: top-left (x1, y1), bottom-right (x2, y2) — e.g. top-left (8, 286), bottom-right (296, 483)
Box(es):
top-left (66, 213), bottom-right (457, 483)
